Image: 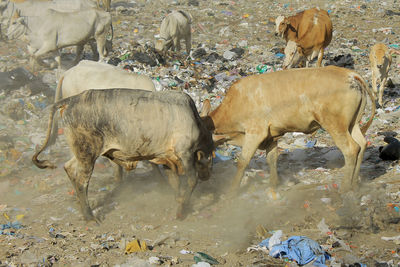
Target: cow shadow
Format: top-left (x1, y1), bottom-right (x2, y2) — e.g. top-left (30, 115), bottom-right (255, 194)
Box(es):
top-left (90, 164), bottom-right (169, 220)
top-left (195, 144), bottom-right (389, 202)
top-left (90, 144), bottom-right (391, 220)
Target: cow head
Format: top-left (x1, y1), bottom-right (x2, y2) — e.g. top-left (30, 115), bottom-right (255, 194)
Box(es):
top-left (155, 37), bottom-right (173, 53)
top-left (275, 15), bottom-right (287, 37)
top-left (194, 150), bottom-right (213, 181)
top-left (6, 11), bottom-right (27, 40)
top-left (0, 0), bottom-right (8, 11)
top-left (282, 40), bottom-right (304, 69)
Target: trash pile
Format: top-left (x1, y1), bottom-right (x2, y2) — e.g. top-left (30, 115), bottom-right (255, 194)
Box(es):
top-left (1, 0), bottom-right (400, 266)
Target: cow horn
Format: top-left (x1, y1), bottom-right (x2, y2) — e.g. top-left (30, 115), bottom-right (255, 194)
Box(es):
top-left (200, 99), bottom-right (211, 117)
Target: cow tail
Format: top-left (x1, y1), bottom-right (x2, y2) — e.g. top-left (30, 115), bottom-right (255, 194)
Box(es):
top-left (48, 76), bottom-right (64, 146)
top-left (354, 74), bottom-right (375, 135)
top-left (32, 101), bottom-right (65, 169)
top-left (109, 22), bottom-right (114, 41)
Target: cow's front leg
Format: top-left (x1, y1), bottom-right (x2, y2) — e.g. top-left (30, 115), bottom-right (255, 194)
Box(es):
top-left (176, 161), bottom-right (197, 220)
top-left (163, 167), bottom-right (183, 218)
top-left (172, 37), bottom-right (180, 52)
top-left (95, 34), bottom-right (107, 61)
top-left (64, 156), bottom-right (98, 222)
top-left (378, 77), bottom-right (387, 107)
top-left (229, 133), bottom-right (266, 194)
top-left (112, 161), bottom-right (123, 183)
top-left (88, 40), bottom-right (99, 61)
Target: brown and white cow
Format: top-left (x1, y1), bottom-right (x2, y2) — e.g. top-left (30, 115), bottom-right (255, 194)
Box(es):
top-left (32, 89), bottom-right (214, 222)
top-left (275, 8), bottom-right (332, 68)
top-left (201, 66), bottom-right (375, 194)
top-left (369, 43), bottom-right (392, 107)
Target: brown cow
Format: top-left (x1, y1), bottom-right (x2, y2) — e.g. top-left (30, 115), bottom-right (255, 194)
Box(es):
top-left (275, 8), bottom-right (332, 68)
top-left (201, 66), bottom-right (375, 194)
top-left (369, 43), bottom-right (392, 107)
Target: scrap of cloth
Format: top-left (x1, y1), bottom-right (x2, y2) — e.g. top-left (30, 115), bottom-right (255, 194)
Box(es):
top-left (259, 236), bottom-right (331, 266)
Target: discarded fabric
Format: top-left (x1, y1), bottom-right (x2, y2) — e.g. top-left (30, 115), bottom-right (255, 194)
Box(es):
top-left (259, 236), bottom-right (330, 266)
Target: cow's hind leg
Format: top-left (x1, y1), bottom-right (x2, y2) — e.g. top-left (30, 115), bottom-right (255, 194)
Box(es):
top-left (73, 45), bottom-right (84, 65)
top-left (64, 156), bottom-right (97, 222)
top-left (185, 34), bottom-right (191, 55)
top-left (316, 48), bottom-right (324, 67)
top-left (350, 124), bottom-right (367, 187)
top-left (265, 140), bottom-right (279, 187)
top-left (326, 127), bottom-right (361, 192)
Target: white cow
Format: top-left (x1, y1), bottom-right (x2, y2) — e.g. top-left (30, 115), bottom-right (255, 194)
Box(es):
top-left (155, 10), bottom-right (192, 55)
top-left (0, 0), bottom-right (97, 38)
top-left (7, 8), bottom-right (112, 69)
top-left (369, 43), bottom-right (392, 107)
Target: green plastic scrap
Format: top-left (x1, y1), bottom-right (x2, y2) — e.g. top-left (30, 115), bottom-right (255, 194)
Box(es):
top-left (194, 252), bottom-right (219, 265)
top-left (119, 52), bottom-right (131, 61)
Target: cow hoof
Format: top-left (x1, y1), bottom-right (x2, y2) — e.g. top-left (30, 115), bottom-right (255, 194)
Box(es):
top-left (86, 216), bottom-right (102, 226)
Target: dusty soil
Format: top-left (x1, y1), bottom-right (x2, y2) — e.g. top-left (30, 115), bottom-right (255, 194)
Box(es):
top-left (1, 0), bottom-right (400, 266)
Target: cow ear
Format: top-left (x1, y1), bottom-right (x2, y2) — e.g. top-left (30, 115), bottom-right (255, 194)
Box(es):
top-left (197, 150), bottom-right (205, 161)
top-left (297, 46), bottom-right (304, 55)
top-left (200, 99), bottom-right (211, 117)
top-left (283, 18), bottom-right (290, 25)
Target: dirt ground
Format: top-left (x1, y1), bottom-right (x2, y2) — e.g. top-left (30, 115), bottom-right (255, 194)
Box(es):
top-left (1, 0), bottom-right (400, 266)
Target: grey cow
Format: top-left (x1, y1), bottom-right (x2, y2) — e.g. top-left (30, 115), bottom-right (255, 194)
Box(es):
top-left (7, 8), bottom-right (112, 69)
top-left (155, 10), bottom-right (192, 55)
top-left (32, 89), bottom-right (214, 222)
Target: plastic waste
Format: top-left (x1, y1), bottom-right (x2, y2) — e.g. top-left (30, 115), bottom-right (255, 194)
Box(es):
top-left (193, 252), bottom-right (219, 265)
top-left (318, 218), bottom-right (351, 251)
top-left (0, 221), bottom-right (23, 235)
top-left (192, 262), bottom-right (211, 267)
top-left (125, 239), bottom-right (148, 254)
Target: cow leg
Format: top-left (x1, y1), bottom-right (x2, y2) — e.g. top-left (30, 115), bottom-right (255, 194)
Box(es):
top-left (230, 133), bottom-right (266, 194)
top-left (326, 128), bottom-right (361, 192)
top-left (95, 34), bottom-right (107, 61)
top-left (89, 40), bottom-right (100, 61)
top-left (112, 161), bottom-right (123, 182)
top-left (316, 48), bottom-right (324, 67)
top-left (371, 72), bottom-right (378, 100)
top-left (172, 37), bottom-right (180, 52)
top-left (349, 124), bottom-right (367, 188)
top-left (54, 50), bottom-right (61, 70)
top-left (32, 43), bottom-right (56, 68)
top-left (164, 168), bottom-right (180, 192)
top-left (74, 45), bottom-right (84, 65)
top-left (185, 34), bottom-right (191, 55)
top-left (378, 77), bottom-right (387, 107)
top-left (265, 140), bottom-right (279, 187)
top-left (151, 163), bottom-right (164, 180)
top-left (64, 156), bottom-right (97, 222)
top-left (177, 158), bottom-right (197, 219)
top-left (163, 167), bottom-right (184, 218)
